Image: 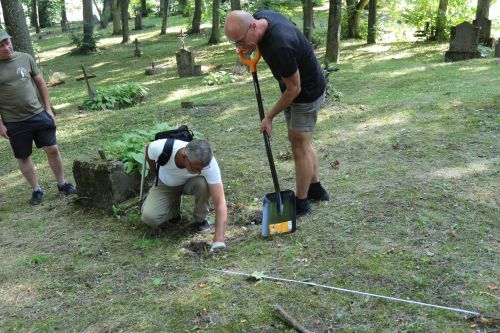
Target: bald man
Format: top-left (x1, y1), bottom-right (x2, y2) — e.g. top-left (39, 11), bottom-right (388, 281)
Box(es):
top-left (225, 10), bottom-right (329, 216)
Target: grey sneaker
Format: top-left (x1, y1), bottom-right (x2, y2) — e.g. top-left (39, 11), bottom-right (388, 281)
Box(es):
top-left (58, 182), bottom-right (76, 195)
top-left (195, 219), bottom-right (211, 233)
top-left (30, 190), bottom-right (44, 205)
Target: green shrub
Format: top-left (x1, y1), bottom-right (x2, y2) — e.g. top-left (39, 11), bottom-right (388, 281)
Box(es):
top-left (105, 124), bottom-right (203, 174)
top-left (203, 71), bottom-right (237, 86)
top-left (82, 83), bottom-right (148, 111)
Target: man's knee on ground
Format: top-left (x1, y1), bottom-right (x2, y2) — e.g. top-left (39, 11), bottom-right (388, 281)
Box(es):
top-left (141, 211), bottom-right (166, 227)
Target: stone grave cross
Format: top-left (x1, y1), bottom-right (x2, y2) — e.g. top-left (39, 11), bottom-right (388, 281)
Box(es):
top-left (134, 38), bottom-right (141, 57)
top-left (177, 29), bottom-right (187, 50)
top-left (76, 65), bottom-right (97, 99)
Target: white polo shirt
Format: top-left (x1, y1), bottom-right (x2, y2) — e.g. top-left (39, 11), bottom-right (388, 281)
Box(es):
top-left (148, 139), bottom-right (222, 187)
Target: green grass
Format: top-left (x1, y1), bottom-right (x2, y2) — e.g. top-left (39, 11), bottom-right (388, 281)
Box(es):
top-left (0, 11), bottom-right (499, 333)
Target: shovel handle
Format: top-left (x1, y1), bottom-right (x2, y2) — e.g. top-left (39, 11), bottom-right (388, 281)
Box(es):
top-left (238, 47), bottom-right (261, 73)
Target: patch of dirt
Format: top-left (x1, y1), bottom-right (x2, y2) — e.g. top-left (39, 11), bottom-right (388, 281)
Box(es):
top-left (184, 241), bottom-right (209, 257)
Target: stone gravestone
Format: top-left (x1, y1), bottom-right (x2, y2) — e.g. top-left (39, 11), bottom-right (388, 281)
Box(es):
top-left (73, 158), bottom-right (141, 210)
top-left (445, 22), bottom-right (481, 62)
top-left (134, 14), bottom-right (142, 30)
top-left (133, 38), bottom-right (141, 57)
top-left (495, 38), bottom-right (500, 58)
top-left (175, 30), bottom-right (201, 78)
top-left (144, 61), bottom-right (166, 75)
top-left (473, 17), bottom-right (492, 46)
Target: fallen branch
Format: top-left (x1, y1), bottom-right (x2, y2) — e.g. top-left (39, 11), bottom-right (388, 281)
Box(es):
top-left (274, 304), bottom-right (312, 333)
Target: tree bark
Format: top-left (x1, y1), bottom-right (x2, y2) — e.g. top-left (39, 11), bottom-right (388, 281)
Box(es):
top-left (141, 0), bottom-right (147, 17)
top-left (367, 0), bottom-right (376, 44)
top-left (121, 0), bottom-right (130, 43)
top-left (37, 0), bottom-right (51, 28)
top-left (60, 0), bottom-right (69, 32)
top-left (230, 0), bottom-right (241, 10)
top-left (30, 0), bottom-right (40, 33)
top-left (302, 0), bottom-right (314, 41)
top-left (434, 0), bottom-right (448, 41)
top-left (160, 0), bottom-right (169, 35)
top-left (1, 0), bottom-right (35, 57)
top-left (208, 0), bottom-right (221, 44)
top-left (346, 0), bottom-right (368, 39)
top-left (100, 0), bottom-right (112, 29)
top-left (475, 0), bottom-right (490, 20)
top-left (325, 0), bottom-right (341, 63)
top-left (190, 0), bottom-right (201, 33)
top-left (82, 0), bottom-right (95, 54)
top-left (112, 0), bottom-right (121, 35)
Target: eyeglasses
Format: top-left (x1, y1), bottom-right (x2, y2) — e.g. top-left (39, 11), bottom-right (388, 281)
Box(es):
top-left (233, 27), bottom-right (251, 47)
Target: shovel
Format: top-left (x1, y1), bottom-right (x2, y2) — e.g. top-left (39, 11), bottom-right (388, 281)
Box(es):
top-left (239, 48), bottom-right (297, 237)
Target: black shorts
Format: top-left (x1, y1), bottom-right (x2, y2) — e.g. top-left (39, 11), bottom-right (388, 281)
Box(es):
top-left (5, 111), bottom-right (57, 159)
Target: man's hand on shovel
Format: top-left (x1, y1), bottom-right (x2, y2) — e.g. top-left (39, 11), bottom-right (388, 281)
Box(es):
top-left (260, 116), bottom-right (273, 137)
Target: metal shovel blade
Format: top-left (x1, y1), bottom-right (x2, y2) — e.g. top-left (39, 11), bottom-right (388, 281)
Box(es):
top-left (262, 190), bottom-right (297, 237)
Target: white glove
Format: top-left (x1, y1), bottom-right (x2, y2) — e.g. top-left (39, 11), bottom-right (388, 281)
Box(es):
top-left (210, 242), bottom-right (226, 252)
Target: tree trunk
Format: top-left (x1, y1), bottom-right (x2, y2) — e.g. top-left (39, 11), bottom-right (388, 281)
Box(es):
top-left (92, 0), bottom-right (102, 21)
top-left (475, 0), bottom-right (490, 20)
top-left (434, 0), bottom-right (448, 41)
top-left (82, 0), bottom-right (95, 54)
top-left (303, 0), bottom-right (313, 41)
top-left (346, 0), bottom-right (368, 39)
top-left (367, 0), bottom-right (376, 44)
top-left (100, 0), bottom-right (112, 29)
top-left (1, 0), bottom-right (35, 57)
top-left (326, 0), bottom-right (341, 63)
top-left (61, 0), bottom-right (69, 32)
top-left (140, 0), bottom-right (147, 17)
top-left (230, 0), bottom-right (240, 10)
top-left (208, 0), bottom-right (220, 44)
top-left (160, 0), bottom-right (169, 35)
top-left (37, 0), bottom-right (51, 28)
top-left (190, 0), bottom-right (201, 33)
top-left (177, 0), bottom-right (188, 16)
top-left (121, 0), bottom-right (130, 43)
top-left (30, 0), bottom-right (40, 33)
top-left (112, 0), bottom-right (121, 35)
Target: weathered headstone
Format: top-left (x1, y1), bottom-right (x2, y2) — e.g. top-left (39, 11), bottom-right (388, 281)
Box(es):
top-left (175, 30), bottom-right (201, 78)
top-left (495, 38), bottom-right (500, 58)
top-left (473, 17), bottom-right (492, 46)
top-left (133, 38), bottom-right (141, 57)
top-left (144, 61), bottom-right (166, 75)
top-left (73, 158), bottom-right (141, 210)
top-left (445, 22), bottom-right (481, 62)
top-left (134, 14), bottom-right (142, 30)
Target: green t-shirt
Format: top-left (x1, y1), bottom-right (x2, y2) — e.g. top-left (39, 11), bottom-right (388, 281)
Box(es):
top-left (0, 52), bottom-right (43, 123)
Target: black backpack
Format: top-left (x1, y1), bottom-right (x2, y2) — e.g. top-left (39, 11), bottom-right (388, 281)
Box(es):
top-left (154, 125), bottom-right (194, 186)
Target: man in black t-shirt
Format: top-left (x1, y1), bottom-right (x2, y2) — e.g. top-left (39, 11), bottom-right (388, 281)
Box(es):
top-left (225, 10), bottom-right (329, 216)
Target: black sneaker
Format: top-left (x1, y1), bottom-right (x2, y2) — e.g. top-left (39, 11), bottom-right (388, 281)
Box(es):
top-left (195, 219), bottom-right (211, 233)
top-left (58, 182), bottom-right (76, 195)
top-left (30, 190), bottom-right (44, 205)
top-left (296, 198), bottom-right (312, 217)
top-left (307, 182), bottom-right (330, 201)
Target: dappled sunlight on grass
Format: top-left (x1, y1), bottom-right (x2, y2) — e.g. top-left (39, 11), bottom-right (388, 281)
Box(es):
top-left (163, 85), bottom-right (221, 103)
top-left (90, 61), bottom-right (113, 69)
top-left (457, 65), bottom-right (492, 73)
top-left (53, 102), bottom-right (71, 110)
top-left (41, 46), bottom-right (73, 61)
top-left (422, 159), bottom-right (496, 179)
top-left (355, 112), bottom-right (411, 131)
top-left (386, 66), bottom-right (429, 78)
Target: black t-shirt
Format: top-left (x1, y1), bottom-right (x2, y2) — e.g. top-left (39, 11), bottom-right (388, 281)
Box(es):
top-left (254, 10), bottom-right (326, 103)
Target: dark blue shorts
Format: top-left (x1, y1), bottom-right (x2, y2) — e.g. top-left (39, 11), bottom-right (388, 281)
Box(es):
top-left (5, 111), bottom-right (57, 159)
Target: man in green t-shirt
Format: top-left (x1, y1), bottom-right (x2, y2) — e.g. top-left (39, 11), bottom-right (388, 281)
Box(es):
top-left (0, 29), bottom-right (76, 205)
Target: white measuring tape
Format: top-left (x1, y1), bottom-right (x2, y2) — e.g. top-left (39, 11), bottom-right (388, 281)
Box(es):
top-left (207, 268), bottom-right (482, 316)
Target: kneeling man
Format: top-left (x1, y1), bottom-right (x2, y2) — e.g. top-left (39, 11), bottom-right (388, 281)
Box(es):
top-left (141, 139), bottom-right (227, 250)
